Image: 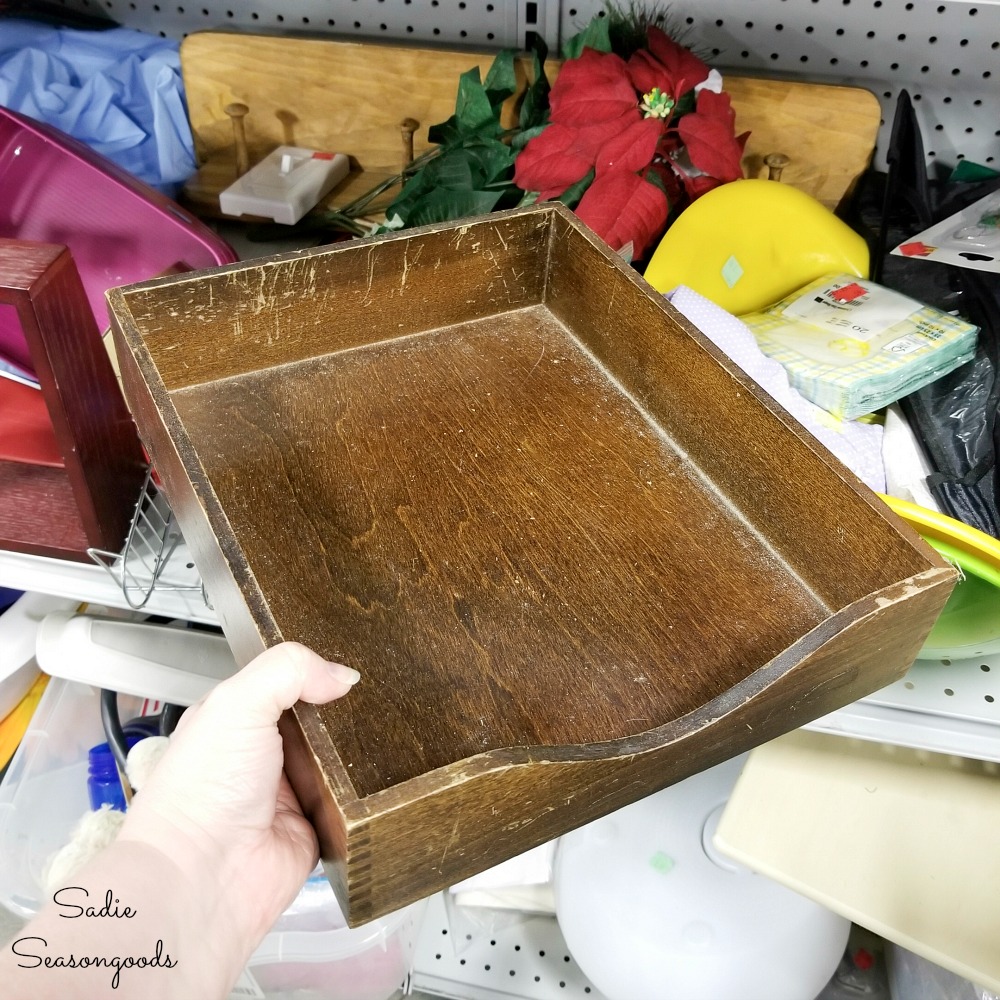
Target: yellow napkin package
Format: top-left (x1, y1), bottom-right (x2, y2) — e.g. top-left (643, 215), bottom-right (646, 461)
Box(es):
top-left (741, 274), bottom-right (979, 419)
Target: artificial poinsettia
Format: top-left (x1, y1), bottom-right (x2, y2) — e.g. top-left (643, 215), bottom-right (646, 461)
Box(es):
top-left (514, 24), bottom-right (748, 258)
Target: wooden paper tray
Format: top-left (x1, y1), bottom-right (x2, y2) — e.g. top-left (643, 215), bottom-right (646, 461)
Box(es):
top-left (108, 204), bottom-right (955, 924)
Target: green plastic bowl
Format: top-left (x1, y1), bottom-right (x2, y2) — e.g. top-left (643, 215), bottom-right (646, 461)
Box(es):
top-left (917, 537), bottom-right (1000, 660)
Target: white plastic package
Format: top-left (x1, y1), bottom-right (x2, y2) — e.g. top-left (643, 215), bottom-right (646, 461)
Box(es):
top-left (892, 188), bottom-right (1000, 273)
top-left (741, 274), bottom-right (979, 419)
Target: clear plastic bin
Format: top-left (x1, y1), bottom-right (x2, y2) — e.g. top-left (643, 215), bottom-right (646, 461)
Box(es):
top-left (243, 871), bottom-right (427, 1000)
top-left (0, 675), bottom-right (144, 917)
top-left (0, 673), bottom-right (426, 1000)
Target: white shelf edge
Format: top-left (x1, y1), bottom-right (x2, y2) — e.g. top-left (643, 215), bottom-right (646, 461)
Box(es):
top-left (0, 547), bottom-right (218, 626)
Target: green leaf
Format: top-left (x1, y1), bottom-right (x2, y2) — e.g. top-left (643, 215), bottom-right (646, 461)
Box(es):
top-left (673, 89), bottom-right (698, 118)
top-left (432, 152), bottom-right (478, 191)
top-left (381, 162), bottom-right (441, 225)
top-left (464, 139), bottom-right (516, 183)
top-left (454, 67), bottom-right (495, 132)
top-left (519, 35), bottom-right (551, 131)
top-left (517, 189), bottom-right (541, 208)
top-left (562, 15), bottom-right (612, 60)
top-left (427, 66), bottom-right (499, 146)
top-left (557, 167), bottom-right (596, 209)
top-left (512, 122), bottom-right (548, 153)
top-left (405, 189), bottom-right (505, 228)
top-left (483, 49), bottom-right (518, 108)
top-left (643, 167), bottom-right (667, 194)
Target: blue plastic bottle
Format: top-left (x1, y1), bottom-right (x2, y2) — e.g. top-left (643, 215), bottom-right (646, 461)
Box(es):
top-left (87, 733), bottom-right (147, 811)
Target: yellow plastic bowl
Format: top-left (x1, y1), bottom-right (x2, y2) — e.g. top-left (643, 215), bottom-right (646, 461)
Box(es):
top-left (644, 179), bottom-right (870, 314)
top-left (879, 495), bottom-right (1000, 660)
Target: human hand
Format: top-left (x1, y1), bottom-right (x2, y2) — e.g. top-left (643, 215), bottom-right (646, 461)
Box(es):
top-left (117, 642), bottom-right (359, 971)
top-left (3, 641), bottom-right (358, 1000)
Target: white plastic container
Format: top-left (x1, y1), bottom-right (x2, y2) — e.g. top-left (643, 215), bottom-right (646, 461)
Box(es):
top-left (0, 676), bottom-right (145, 917)
top-left (241, 871), bottom-right (427, 1000)
top-left (0, 592), bottom-right (78, 720)
top-left (555, 752), bottom-right (850, 1000)
top-left (886, 943), bottom-right (999, 1000)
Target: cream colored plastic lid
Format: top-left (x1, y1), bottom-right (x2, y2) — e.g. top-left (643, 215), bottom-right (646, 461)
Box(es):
top-left (715, 730), bottom-right (1000, 993)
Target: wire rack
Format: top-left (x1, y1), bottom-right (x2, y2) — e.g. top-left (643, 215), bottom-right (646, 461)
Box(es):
top-left (86, 468), bottom-right (211, 614)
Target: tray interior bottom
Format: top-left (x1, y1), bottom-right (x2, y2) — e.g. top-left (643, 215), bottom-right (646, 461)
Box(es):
top-left (172, 304), bottom-right (830, 795)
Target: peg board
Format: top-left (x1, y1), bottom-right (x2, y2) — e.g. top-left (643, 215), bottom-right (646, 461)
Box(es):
top-left (52, 0), bottom-right (1000, 171)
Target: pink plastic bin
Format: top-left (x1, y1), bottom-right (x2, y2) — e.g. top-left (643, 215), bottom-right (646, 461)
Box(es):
top-left (0, 105), bottom-right (236, 376)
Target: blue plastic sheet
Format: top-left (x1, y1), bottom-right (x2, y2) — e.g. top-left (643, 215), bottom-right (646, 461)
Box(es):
top-left (0, 20), bottom-right (196, 194)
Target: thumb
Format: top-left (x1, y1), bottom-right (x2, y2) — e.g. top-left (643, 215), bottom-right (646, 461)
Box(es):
top-left (204, 642), bottom-right (360, 730)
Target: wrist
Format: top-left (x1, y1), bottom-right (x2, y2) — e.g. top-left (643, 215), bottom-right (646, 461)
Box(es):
top-left (4, 839), bottom-right (244, 1000)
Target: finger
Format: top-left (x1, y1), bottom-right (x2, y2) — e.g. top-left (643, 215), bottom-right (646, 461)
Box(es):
top-left (203, 642), bottom-right (359, 730)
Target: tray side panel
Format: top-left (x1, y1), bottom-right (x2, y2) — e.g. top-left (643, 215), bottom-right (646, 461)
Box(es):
top-left (109, 295), bottom-right (275, 656)
top-left (542, 211), bottom-right (934, 610)
top-left (113, 211), bottom-right (551, 392)
top-left (321, 568), bottom-right (953, 924)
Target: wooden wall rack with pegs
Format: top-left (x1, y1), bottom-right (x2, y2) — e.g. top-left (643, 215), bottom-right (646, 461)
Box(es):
top-left (179, 33), bottom-right (883, 223)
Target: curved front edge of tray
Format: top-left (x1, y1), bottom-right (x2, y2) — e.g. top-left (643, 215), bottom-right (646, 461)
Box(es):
top-left (290, 565), bottom-right (955, 926)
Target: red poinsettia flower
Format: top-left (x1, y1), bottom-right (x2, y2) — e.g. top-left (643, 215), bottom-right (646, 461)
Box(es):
top-left (626, 26), bottom-right (711, 100)
top-left (513, 27), bottom-right (746, 258)
top-left (678, 89), bottom-right (750, 185)
top-left (576, 171), bottom-right (669, 257)
top-left (548, 48), bottom-right (639, 126)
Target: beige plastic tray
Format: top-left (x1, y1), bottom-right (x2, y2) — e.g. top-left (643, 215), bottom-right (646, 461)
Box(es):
top-left (716, 729), bottom-right (1000, 992)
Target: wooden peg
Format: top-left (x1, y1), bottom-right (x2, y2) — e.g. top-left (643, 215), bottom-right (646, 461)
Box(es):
top-left (400, 118), bottom-right (420, 171)
top-left (225, 102), bottom-right (251, 177)
top-left (764, 152), bottom-right (790, 182)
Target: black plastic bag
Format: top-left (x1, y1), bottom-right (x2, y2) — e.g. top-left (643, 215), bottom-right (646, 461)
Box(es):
top-left (856, 90), bottom-right (1000, 539)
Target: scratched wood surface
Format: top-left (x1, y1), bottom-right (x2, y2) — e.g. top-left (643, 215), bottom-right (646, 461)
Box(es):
top-left (108, 204), bottom-right (956, 923)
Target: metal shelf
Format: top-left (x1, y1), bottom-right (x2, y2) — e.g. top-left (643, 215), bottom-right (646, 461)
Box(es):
top-left (808, 651), bottom-right (1000, 762)
top-left (55, 0), bottom-right (1000, 173)
top-left (411, 893), bottom-right (604, 1000)
top-left (0, 543), bottom-right (217, 625)
top-left (4, 480), bottom-right (998, 760)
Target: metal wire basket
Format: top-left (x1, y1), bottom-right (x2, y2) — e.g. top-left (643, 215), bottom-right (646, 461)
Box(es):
top-left (88, 468), bottom-right (210, 612)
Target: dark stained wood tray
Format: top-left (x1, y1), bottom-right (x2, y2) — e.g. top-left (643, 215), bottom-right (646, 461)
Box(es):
top-left (108, 204), bottom-right (956, 924)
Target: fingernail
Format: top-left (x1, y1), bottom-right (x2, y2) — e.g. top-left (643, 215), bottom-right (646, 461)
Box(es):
top-left (326, 661), bottom-right (361, 685)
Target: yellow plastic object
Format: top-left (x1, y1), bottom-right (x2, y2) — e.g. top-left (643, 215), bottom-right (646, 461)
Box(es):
top-left (644, 179), bottom-right (870, 314)
top-left (0, 672), bottom-right (49, 772)
top-left (880, 493), bottom-right (1000, 578)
